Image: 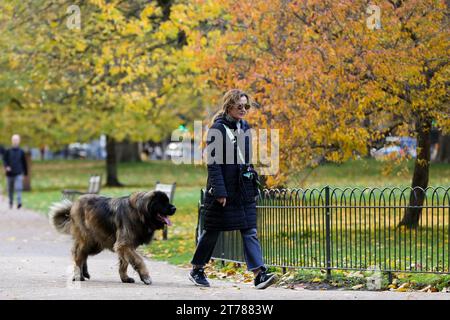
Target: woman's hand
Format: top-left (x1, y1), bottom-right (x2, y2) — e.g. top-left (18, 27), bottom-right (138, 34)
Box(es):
top-left (216, 197), bottom-right (226, 207)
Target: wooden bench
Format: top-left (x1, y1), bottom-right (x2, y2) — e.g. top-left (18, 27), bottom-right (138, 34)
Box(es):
top-left (155, 181), bottom-right (176, 240)
top-left (62, 175), bottom-right (102, 201)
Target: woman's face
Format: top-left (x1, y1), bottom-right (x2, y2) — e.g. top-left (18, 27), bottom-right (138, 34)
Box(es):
top-left (228, 95), bottom-right (250, 120)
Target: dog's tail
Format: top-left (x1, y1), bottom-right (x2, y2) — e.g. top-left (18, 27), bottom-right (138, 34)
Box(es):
top-left (49, 199), bottom-right (73, 234)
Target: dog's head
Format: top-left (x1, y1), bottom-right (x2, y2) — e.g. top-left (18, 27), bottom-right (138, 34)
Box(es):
top-left (129, 190), bottom-right (176, 229)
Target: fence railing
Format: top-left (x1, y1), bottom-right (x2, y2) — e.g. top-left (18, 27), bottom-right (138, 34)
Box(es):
top-left (196, 186), bottom-right (450, 275)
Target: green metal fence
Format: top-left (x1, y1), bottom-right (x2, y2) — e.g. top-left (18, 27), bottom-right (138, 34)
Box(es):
top-left (196, 186), bottom-right (450, 274)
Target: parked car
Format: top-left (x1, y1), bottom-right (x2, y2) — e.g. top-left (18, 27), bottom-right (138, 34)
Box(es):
top-left (164, 141), bottom-right (194, 160)
top-left (371, 136), bottom-right (417, 159)
top-left (68, 142), bottom-right (89, 159)
top-left (164, 142), bottom-right (183, 158)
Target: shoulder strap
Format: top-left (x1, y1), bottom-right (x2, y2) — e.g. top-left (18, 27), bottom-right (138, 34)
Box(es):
top-left (222, 124), bottom-right (245, 164)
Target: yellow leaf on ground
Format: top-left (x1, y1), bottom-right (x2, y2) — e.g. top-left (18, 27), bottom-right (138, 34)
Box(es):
top-left (420, 285), bottom-right (431, 292)
top-left (226, 270), bottom-right (236, 276)
top-left (352, 284), bottom-right (364, 290)
top-left (395, 283), bottom-right (410, 292)
top-left (388, 284), bottom-right (397, 289)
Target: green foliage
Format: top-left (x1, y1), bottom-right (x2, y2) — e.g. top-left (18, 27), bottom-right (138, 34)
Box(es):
top-left (0, 0), bottom-right (214, 146)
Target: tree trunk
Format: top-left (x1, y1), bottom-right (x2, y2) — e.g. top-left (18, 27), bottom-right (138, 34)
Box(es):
top-left (106, 135), bottom-right (123, 187)
top-left (437, 133), bottom-right (450, 163)
top-left (23, 151), bottom-right (32, 191)
top-left (399, 119), bottom-right (432, 229)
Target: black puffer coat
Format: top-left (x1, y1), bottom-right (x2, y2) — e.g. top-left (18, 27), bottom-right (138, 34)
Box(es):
top-left (203, 114), bottom-right (259, 231)
top-left (3, 147), bottom-right (28, 177)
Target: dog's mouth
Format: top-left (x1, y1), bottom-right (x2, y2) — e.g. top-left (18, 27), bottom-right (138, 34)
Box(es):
top-left (156, 214), bottom-right (172, 226)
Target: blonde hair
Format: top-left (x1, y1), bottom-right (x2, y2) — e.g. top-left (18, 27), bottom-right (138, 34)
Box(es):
top-left (211, 89), bottom-right (252, 125)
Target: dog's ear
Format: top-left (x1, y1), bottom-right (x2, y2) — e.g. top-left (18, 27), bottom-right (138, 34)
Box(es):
top-left (144, 191), bottom-right (157, 213)
top-left (129, 191), bottom-right (151, 214)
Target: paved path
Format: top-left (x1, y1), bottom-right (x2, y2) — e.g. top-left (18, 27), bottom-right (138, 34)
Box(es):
top-left (0, 198), bottom-right (449, 300)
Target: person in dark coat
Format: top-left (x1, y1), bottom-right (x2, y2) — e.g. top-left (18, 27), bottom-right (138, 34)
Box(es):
top-left (3, 134), bottom-right (28, 209)
top-left (189, 89), bottom-right (277, 289)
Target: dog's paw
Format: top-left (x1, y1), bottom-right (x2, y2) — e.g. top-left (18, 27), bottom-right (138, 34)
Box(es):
top-left (72, 275), bottom-right (85, 281)
top-left (141, 276), bottom-right (152, 285)
top-left (83, 272), bottom-right (90, 279)
top-left (121, 277), bottom-right (135, 283)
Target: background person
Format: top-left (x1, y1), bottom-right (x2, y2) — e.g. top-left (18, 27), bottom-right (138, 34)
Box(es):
top-left (3, 134), bottom-right (28, 209)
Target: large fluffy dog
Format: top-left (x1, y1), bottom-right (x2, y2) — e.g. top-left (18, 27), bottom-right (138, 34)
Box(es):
top-left (49, 190), bottom-right (176, 285)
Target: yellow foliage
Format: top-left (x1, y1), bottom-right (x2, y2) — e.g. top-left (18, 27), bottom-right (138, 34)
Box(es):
top-left (195, 0), bottom-right (449, 183)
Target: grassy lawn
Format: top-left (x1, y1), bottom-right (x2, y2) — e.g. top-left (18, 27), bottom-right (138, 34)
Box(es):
top-left (1, 157), bottom-right (449, 288)
top-left (274, 268), bottom-right (450, 292)
top-left (289, 157), bottom-right (450, 188)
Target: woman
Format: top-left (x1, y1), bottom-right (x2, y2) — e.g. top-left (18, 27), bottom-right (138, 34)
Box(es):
top-left (189, 89), bottom-right (276, 290)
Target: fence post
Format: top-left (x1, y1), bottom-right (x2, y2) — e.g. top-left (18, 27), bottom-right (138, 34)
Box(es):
top-left (325, 185), bottom-right (332, 280)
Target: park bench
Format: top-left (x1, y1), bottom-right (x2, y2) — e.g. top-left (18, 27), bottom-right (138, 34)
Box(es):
top-left (62, 174), bottom-right (102, 201)
top-left (155, 181), bottom-right (176, 240)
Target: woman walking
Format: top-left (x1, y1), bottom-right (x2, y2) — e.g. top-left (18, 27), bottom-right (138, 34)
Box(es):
top-left (189, 89), bottom-right (276, 290)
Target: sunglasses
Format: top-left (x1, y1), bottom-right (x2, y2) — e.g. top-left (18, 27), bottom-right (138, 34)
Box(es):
top-left (234, 103), bottom-right (251, 111)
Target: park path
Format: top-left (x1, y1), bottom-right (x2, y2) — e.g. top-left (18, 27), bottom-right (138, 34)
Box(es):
top-left (0, 198), bottom-right (449, 300)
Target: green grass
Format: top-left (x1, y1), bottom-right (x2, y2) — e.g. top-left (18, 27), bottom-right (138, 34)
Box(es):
top-left (21, 159), bottom-right (205, 191)
top-left (1, 157), bottom-right (449, 269)
top-left (396, 273), bottom-right (450, 291)
top-left (288, 158), bottom-right (450, 188)
top-left (275, 268), bottom-right (450, 291)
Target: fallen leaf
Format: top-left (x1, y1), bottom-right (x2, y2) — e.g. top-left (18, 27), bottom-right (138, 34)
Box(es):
top-left (226, 270), bottom-right (236, 276)
top-left (420, 285), bottom-right (431, 292)
top-left (352, 284), bottom-right (364, 290)
top-left (348, 271), bottom-right (364, 278)
top-left (388, 284), bottom-right (397, 289)
top-left (395, 283), bottom-right (409, 292)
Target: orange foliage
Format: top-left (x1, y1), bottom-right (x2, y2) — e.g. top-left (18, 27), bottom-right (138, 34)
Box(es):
top-left (194, 0), bottom-right (449, 187)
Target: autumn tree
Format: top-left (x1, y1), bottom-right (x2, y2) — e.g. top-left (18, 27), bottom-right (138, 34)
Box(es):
top-left (193, 0), bottom-right (449, 228)
top-left (1, 0), bottom-right (211, 186)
